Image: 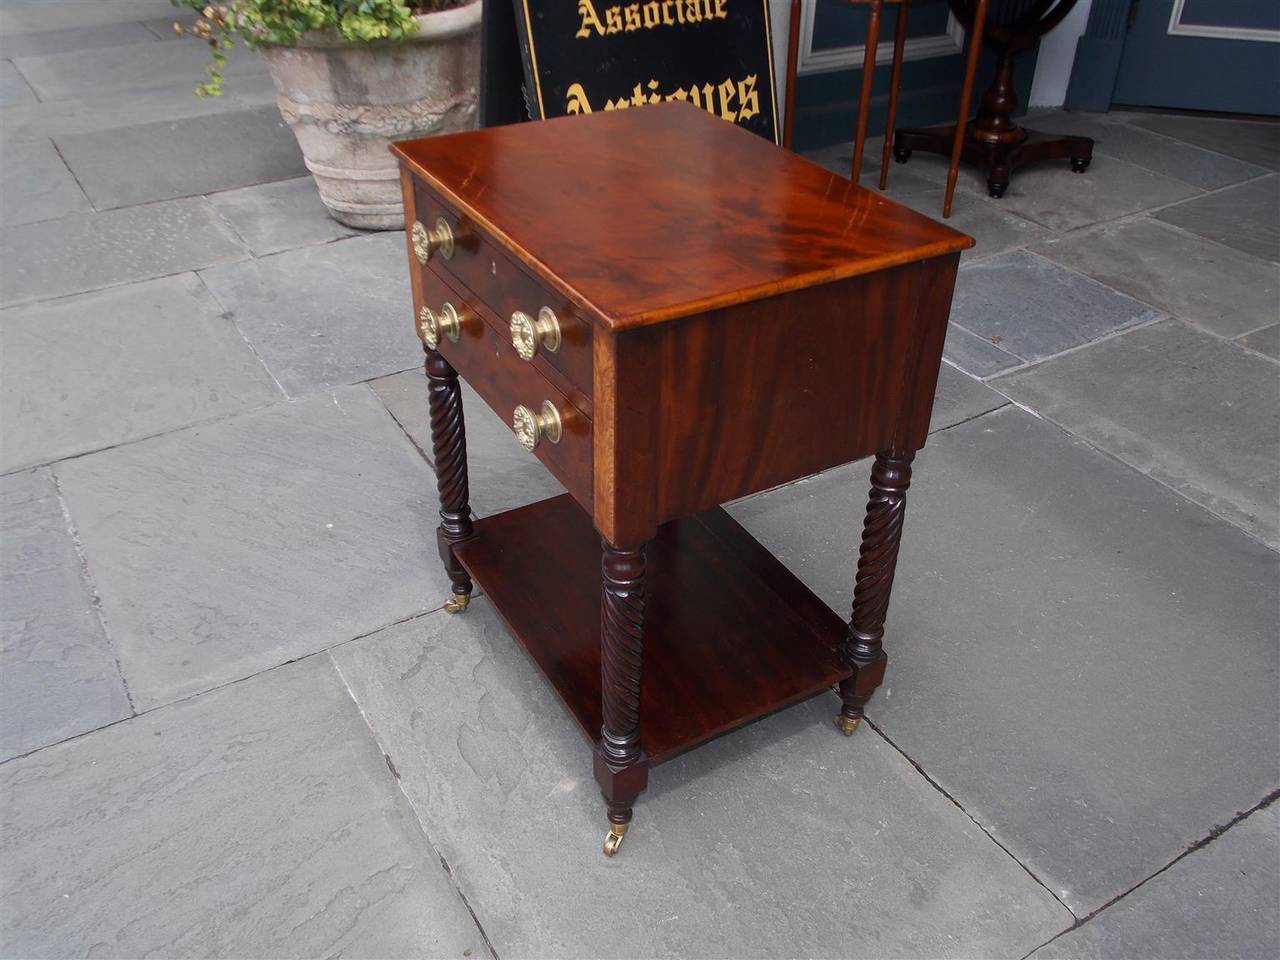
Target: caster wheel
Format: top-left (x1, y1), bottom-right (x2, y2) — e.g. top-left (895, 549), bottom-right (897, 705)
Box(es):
top-left (443, 593), bottom-right (471, 614)
top-left (988, 183), bottom-right (1008, 199)
top-left (892, 147), bottom-right (912, 164)
top-left (835, 713), bottom-right (861, 736)
top-left (603, 823), bottom-right (627, 857)
top-left (1070, 157), bottom-right (1091, 173)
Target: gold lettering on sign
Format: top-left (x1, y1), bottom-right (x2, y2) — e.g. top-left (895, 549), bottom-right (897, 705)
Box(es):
top-left (566, 82), bottom-right (593, 115)
top-left (563, 74), bottom-right (761, 124)
top-left (737, 74), bottom-right (759, 119)
top-left (576, 0), bottom-right (727, 37)
top-left (575, 0), bottom-right (605, 37)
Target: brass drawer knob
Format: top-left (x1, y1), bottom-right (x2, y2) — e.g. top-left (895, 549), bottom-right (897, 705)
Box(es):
top-left (510, 307), bottom-right (561, 360)
top-left (512, 400), bottom-right (562, 452)
top-left (411, 217), bottom-right (454, 263)
top-left (417, 302), bottom-right (465, 349)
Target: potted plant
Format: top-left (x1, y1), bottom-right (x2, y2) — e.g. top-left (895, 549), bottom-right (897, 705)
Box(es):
top-left (176, 1), bottom-right (481, 228)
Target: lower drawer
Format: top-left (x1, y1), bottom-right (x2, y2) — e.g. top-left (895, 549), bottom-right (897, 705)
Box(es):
top-left (418, 269), bottom-right (593, 511)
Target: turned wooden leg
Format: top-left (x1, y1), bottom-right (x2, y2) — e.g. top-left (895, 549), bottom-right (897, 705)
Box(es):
top-left (594, 539), bottom-right (649, 856)
top-left (944, 0), bottom-right (986, 217)
top-left (837, 449), bottom-right (914, 735)
top-left (424, 345), bottom-right (475, 613)
top-left (878, 0), bottom-right (910, 191)
top-left (850, 0), bottom-right (883, 184)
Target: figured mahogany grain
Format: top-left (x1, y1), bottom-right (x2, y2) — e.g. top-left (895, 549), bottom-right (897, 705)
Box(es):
top-left (454, 494), bottom-right (848, 764)
top-left (592, 255), bottom-right (960, 544)
top-left (392, 101), bottom-right (973, 330)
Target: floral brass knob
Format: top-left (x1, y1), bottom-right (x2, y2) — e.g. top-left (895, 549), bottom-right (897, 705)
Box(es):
top-left (417, 302), bottom-right (464, 349)
top-left (411, 217), bottom-right (454, 263)
top-left (509, 307), bottom-right (561, 360)
top-left (512, 401), bottom-right (562, 452)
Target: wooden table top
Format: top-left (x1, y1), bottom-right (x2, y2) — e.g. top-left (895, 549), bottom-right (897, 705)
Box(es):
top-left (392, 102), bottom-right (973, 331)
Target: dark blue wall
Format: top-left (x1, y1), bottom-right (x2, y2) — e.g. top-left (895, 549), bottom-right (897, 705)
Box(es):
top-left (792, 0), bottom-right (1039, 151)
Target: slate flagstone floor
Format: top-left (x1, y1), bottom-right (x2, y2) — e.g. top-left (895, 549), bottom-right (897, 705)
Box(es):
top-left (1, 3), bottom-right (1277, 957)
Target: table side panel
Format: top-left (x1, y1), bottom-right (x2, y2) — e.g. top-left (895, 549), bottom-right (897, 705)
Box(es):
top-left (596, 258), bottom-right (958, 544)
top-left (894, 254), bottom-right (962, 453)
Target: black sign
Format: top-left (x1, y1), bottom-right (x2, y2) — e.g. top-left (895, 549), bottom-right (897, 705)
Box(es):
top-left (511, 0), bottom-right (779, 144)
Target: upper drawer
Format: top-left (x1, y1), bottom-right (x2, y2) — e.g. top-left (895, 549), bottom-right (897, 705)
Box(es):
top-left (411, 183), bottom-right (593, 399)
top-left (414, 266), bottom-right (593, 513)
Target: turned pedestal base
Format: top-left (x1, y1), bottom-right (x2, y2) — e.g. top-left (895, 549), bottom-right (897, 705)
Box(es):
top-left (893, 123), bottom-right (1093, 199)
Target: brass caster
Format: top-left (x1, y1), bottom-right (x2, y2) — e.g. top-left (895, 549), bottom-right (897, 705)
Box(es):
top-left (835, 713), bottom-right (861, 736)
top-left (443, 593), bottom-right (471, 614)
top-left (602, 823), bottom-right (628, 857)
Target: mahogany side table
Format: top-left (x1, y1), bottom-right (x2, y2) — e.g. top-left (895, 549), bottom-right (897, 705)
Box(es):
top-left (392, 102), bottom-right (972, 857)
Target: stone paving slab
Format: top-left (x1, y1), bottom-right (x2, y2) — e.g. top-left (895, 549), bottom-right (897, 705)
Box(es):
top-left (805, 140), bottom-right (948, 199)
top-left (1032, 111), bottom-right (1269, 190)
top-left (0, 137), bottom-right (92, 226)
top-left (878, 149), bottom-right (996, 199)
top-left (0, 59), bottom-right (35, 106)
top-left (924, 363), bottom-right (1009, 432)
top-left (894, 186), bottom-right (1054, 261)
top-left (0, 1), bottom-right (177, 36)
top-left (0, 468), bottom-right (130, 763)
top-left (0, 654), bottom-right (490, 959)
top-left (996, 319), bottom-right (1280, 548)
top-left (0, 72), bottom-right (279, 143)
top-left (142, 11), bottom-right (201, 40)
top-left (1239, 323), bottom-right (1280, 360)
top-left (55, 386), bottom-right (443, 709)
top-left (200, 233), bottom-right (416, 398)
top-left (0, 273), bottom-right (281, 473)
top-left (209, 176), bottom-right (359, 257)
top-left (1132, 113), bottom-right (1280, 171)
top-left (1032, 804), bottom-right (1279, 959)
top-left (1155, 174), bottom-right (1280, 263)
top-left (0, 19), bottom-right (156, 59)
top-left (55, 106), bottom-right (305, 210)
top-left (949, 250), bottom-right (1161, 365)
top-left (943, 322), bottom-right (1022, 378)
top-left (12, 36), bottom-right (266, 103)
top-left (963, 152), bottom-right (1200, 233)
top-left (728, 405), bottom-right (1280, 916)
top-left (0, 195), bottom-right (246, 307)
top-left (331, 601), bottom-right (1073, 959)
top-left (1030, 217), bottom-right (1280, 339)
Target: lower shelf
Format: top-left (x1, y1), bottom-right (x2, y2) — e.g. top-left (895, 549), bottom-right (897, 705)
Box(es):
top-left (454, 494), bottom-right (849, 764)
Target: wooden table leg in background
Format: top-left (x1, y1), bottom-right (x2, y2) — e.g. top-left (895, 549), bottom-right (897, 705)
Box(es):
top-left (783, 0), bottom-right (802, 150)
top-left (943, 0), bottom-right (987, 217)
top-left (595, 540), bottom-right (651, 857)
top-left (850, 0), bottom-right (884, 183)
top-left (424, 345), bottom-right (476, 614)
top-left (836, 449), bottom-right (915, 734)
top-left (878, 0), bottom-right (910, 190)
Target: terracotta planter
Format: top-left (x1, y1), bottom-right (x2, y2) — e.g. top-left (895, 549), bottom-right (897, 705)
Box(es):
top-left (259, 2), bottom-right (481, 229)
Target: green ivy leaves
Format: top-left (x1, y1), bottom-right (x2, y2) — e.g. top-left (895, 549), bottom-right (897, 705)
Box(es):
top-left (173, 1), bottom-right (439, 95)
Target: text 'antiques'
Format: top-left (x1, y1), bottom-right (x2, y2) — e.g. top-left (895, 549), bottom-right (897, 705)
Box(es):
top-left (514, 0), bottom-right (779, 142)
